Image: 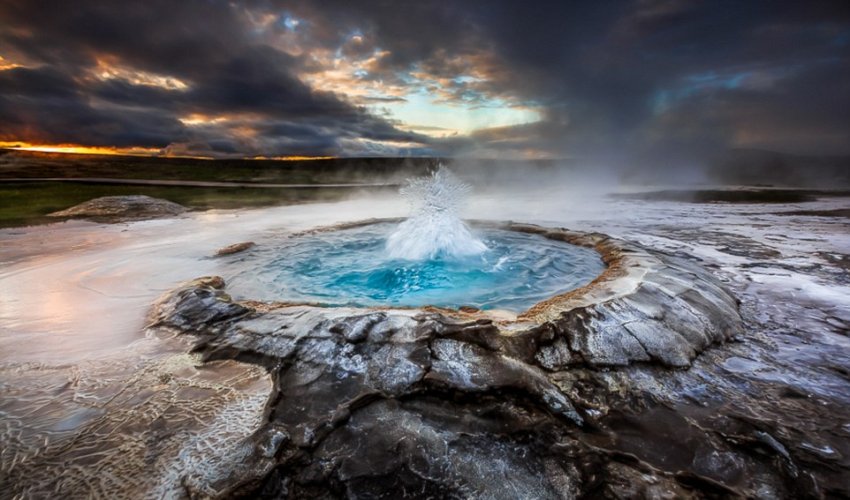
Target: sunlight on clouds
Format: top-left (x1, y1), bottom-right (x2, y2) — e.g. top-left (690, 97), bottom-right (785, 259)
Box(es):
top-left (0, 55), bottom-right (22, 71)
top-left (341, 137), bottom-right (431, 156)
top-left (301, 48), bottom-right (398, 101)
top-left (237, 5), bottom-right (543, 149)
top-left (382, 93), bottom-right (541, 136)
top-left (396, 123), bottom-right (458, 138)
top-left (178, 113), bottom-right (231, 126)
top-left (177, 113), bottom-right (260, 140)
top-left (244, 9), bottom-right (279, 32)
top-left (302, 51), bottom-right (542, 136)
top-left (91, 57), bottom-right (189, 90)
top-left (297, 35), bottom-right (541, 137)
top-left (240, 7), bottom-right (306, 56)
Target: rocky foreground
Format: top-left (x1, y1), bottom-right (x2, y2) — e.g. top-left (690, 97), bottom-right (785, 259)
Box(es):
top-left (139, 224), bottom-right (829, 499)
top-left (2, 211), bottom-right (848, 499)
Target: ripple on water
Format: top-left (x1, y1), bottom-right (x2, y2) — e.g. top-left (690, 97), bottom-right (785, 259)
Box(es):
top-left (224, 223), bottom-right (606, 312)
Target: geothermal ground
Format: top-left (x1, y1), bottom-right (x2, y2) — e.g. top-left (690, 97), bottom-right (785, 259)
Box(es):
top-left (1, 186), bottom-right (849, 498)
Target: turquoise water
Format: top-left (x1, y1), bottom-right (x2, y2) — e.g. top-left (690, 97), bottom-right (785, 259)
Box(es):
top-left (226, 223), bottom-right (605, 312)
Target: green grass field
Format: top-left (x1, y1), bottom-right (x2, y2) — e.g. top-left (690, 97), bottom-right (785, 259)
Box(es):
top-left (0, 149), bottom-right (423, 227)
top-left (0, 150), bottom-right (564, 227)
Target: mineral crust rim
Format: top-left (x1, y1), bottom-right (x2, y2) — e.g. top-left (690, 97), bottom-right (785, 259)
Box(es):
top-left (152, 220), bottom-right (744, 370)
top-left (243, 218), bottom-right (687, 326)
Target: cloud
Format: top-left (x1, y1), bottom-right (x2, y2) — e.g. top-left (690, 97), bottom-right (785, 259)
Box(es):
top-left (0, 0), bottom-right (848, 162)
top-left (0, 0), bottom-right (434, 157)
top-left (0, 66), bottom-right (187, 147)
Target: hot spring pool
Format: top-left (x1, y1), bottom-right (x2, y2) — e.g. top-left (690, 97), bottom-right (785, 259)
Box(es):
top-left (224, 223), bottom-right (605, 312)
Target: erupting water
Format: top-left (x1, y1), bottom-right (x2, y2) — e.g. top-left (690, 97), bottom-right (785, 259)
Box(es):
top-left (385, 167), bottom-right (487, 260)
top-left (224, 166), bottom-right (605, 311)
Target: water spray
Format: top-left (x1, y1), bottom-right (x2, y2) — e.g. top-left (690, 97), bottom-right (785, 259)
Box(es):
top-left (385, 166), bottom-right (488, 261)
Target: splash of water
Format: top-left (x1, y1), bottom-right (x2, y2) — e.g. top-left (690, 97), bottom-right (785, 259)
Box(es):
top-left (385, 166), bottom-right (488, 261)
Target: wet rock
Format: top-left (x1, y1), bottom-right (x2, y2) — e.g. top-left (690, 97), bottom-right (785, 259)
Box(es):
top-left (598, 461), bottom-right (693, 498)
top-left (141, 223), bottom-right (758, 497)
top-left (151, 280), bottom-right (596, 496)
top-left (692, 447), bottom-right (746, 484)
top-left (148, 276), bottom-right (249, 334)
top-left (214, 241), bottom-right (256, 256)
top-left (49, 195), bottom-right (187, 222)
top-left (328, 312), bottom-right (386, 343)
top-left (515, 226), bottom-right (743, 368)
top-left (535, 337), bottom-right (577, 371)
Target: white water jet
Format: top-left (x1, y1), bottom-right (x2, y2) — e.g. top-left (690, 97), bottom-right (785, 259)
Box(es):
top-left (385, 166), bottom-right (488, 261)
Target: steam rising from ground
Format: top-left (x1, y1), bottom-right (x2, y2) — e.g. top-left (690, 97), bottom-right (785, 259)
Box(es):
top-left (385, 167), bottom-right (487, 260)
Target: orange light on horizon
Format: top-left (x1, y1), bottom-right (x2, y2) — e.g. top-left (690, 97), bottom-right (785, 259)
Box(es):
top-left (252, 155), bottom-right (337, 161)
top-left (91, 57), bottom-right (189, 91)
top-left (0, 141), bottom-right (165, 157)
top-left (0, 142), bottom-right (336, 161)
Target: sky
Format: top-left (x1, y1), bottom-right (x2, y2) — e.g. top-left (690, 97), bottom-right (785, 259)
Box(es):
top-left (0, 0), bottom-right (848, 165)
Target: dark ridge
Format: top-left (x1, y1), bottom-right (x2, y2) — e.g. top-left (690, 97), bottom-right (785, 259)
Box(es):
top-left (709, 149), bottom-right (850, 189)
top-left (610, 189), bottom-right (850, 204)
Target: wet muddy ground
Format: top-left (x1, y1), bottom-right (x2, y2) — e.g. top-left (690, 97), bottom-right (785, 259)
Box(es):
top-left (1, 188), bottom-right (848, 497)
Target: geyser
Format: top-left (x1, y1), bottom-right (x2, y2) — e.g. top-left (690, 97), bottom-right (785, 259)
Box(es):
top-left (226, 223), bottom-right (605, 311)
top-left (385, 167), bottom-right (487, 261)
top-left (223, 167), bottom-right (606, 311)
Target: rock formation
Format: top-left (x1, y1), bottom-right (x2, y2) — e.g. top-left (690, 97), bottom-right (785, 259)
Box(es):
top-left (146, 223), bottom-right (749, 497)
top-left (49, 195), bottom-right (187, 222)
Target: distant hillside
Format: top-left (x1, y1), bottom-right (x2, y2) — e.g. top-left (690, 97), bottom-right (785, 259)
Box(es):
top-left (0, 149), bottom-right (440, 184)
top-left (0, 149), bottom-right (569, 185)
top-left (2, 147), bottom-right (846, 188)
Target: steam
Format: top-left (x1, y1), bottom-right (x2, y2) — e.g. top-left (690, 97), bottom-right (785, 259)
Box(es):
top-left (385, 166), bottom-right (487, 260)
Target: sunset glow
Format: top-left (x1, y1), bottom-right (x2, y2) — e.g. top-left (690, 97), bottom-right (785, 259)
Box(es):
top-left (261, 155), bottom-right (336, 161)
top-left (0, 142), bottom-right (341, 161)
top-left (0, 55), bottom-right (21, 71)
top-left (90, 57), bottom-right (190, 91)
top-left (0, 142), bottom-right (164, 157)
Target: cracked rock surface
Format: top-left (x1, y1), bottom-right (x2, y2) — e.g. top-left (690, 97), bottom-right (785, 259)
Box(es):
top-left (145, 225), bottom-right (755, 498)
top-left (4, 203), bottom-right (849, 499)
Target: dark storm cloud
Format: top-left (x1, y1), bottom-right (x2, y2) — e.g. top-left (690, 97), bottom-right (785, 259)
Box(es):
top-left (449, 0), bottom-right (850, 162)
top-left (0, 0), bottom-right (433, 156)
top-left (0, 0), bottom-right (848, 161)
top-left (0, 66), bottom-right (185, 147)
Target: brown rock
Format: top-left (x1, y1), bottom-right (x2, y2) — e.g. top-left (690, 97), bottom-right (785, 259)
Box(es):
top-left (49, 195), bottom-right (186, 222)
top-left (215, 241), bottom-right (256, 256)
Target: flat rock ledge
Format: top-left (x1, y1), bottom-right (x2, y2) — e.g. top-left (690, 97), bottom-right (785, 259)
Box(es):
top-left (49, 195), bottom-right (187, 222)
top-left (147, 222), bottom-right (744, 498)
